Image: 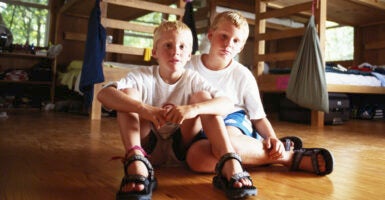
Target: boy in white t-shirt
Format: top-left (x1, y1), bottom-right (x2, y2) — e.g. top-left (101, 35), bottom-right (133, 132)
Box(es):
top-left (97, 21), bottom-right (256, 200)
top-left (185, 10), bottom-right (334, 193)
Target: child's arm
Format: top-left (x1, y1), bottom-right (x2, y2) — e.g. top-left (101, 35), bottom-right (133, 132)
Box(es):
top-left (97, 86), bottom-right (167, 128)
top-left (165, 96), bottom-right (233, 125)
top-left (252, 118), bottom-right (285, 159)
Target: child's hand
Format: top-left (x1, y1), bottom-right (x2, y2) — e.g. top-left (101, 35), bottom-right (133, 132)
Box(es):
top-left (264, 137), bottom-right (285, 160)
top-left (164, 105), bottom-right (197, 124)
top-left (139, 104), bottom-right (167, 129)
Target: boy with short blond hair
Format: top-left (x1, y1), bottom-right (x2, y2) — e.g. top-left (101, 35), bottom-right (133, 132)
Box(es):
top-left (186, 10), bottom-right (333, 199)
top-left (98, 20), bottom-right (256, 200)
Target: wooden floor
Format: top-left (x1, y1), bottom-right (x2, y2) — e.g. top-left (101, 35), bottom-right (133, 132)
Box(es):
top-left (1, 110), bottom-right (384, 200)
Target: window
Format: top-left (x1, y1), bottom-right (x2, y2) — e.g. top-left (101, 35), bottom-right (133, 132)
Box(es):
top-left (123, 5), bottom-right (178, 48)
top-left (0, 0), bottom-right (50, 47)
top-left (325, 21), bottom-right (354, 61)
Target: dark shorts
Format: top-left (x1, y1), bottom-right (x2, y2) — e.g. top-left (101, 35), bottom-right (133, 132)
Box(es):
top-left (143, 128), bottom-right (203, 165)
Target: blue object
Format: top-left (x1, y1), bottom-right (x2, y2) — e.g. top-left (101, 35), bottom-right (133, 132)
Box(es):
top-left (80, 0), bottom-right (106, 110)
top-left (182, 1), bottom-right (198, 54)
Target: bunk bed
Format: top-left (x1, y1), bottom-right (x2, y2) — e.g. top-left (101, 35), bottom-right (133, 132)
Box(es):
top-left (254, 0), bottom-right (385, 126)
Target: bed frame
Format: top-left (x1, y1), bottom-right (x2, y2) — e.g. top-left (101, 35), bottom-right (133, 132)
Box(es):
top-left (57, 0), bottom-right (385, 124)
top-left (90, 0), bottom-right (186, 120)
top-left (254, 0), bottom-right (385, 127)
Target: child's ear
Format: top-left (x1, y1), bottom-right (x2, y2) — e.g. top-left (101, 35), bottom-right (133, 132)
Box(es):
top-left (207, 30), bottom-right (214, 41)
top-left (151, 48), bottom-right (158, 59)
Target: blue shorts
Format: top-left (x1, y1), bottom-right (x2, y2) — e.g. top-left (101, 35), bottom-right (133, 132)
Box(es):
top-left (224, 110), bottom-right (262, 140)
top-left (195, 110), bottom-right (262, 140)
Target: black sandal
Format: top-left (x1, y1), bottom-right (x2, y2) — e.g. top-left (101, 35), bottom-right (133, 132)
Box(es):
top-left (212, 153), bottom-right (257, 199)
top-left (279, 136), bottom-right (303, 150)
top-left (116, 154), bottom-right (157, 200)
top-left (291, 148), bottom-right (334, 175)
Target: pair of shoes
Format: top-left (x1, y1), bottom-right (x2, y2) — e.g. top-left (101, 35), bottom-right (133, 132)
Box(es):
top-left (116, 154), bottom-right (158, 200)
top-left (290, 148), bottom-right (334, 175)
top-left (279, 136), bottom-right (303, 150)
top-left (212, 153), bottom-right (257, 199)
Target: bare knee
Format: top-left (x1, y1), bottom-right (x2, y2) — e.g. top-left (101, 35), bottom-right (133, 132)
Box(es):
top-left (189, 91), bottom-right (212, 104)
top-left (186, 140), bottom-right (216, 173)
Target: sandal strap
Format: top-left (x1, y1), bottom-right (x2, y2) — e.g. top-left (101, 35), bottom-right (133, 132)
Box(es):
top-left (229, 171), bottom-right (253, 186)
top-left (124, 154), bottom-right (155, 181)
top-left (126, 145), bottom-right (149, 157)
top-left (291, 149), bottom-right (321, 174)
top-left (124, 174), bottom-right (149, 185)
top-left (215, 152), bottom-right (242, 175)
top-left (120, 175), bottom-right (151, 193)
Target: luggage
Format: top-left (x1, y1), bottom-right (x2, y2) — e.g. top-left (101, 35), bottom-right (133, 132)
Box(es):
top-left (279, 93), bottom-right (350, 125)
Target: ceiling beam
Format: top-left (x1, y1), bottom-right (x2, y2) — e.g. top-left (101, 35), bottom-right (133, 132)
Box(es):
top-left (349, 0), bottom-right (385, 10)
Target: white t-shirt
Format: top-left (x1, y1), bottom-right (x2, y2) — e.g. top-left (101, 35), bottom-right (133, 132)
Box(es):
top-left (108, 65), bottom-right (225, 138)
top-left (185, 54), bottom-right (266, 120)
top-left (112, 65), bottom-right (224, 107)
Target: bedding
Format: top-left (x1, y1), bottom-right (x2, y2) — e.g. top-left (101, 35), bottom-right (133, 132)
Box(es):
top-left (266, 64), bottom-right (385, 88)
top-left (325, 64), bottom-right (385, 87)
top-left (58, 60), bottom-right (146, 95)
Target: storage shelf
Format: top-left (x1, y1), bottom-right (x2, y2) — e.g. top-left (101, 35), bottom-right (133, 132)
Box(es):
top-left (0, 80), bottom-right (52, 85)
top-left (0, 52), bottom-right (51, 59)
top-left (0, 52), bottom-right (56, 103)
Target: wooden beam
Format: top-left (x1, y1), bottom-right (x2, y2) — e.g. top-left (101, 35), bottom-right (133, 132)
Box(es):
top-left (258, 27), bottom-right (305, 41)
top-left (327, 84), bottom-right (385, 94)
top-left (63, 32), bottom-right (86, 42)
top-left (259, 2), bottom-right (312, 20)
top-left (349, 0), bottom-right (385, 10)
top-left (101, 18), bottom-right (156, 33)
top-left (104, 0), bottom-right (184, 16)
top-left (216, 0), bottom-right (254, 13)
top-left (106, 44), bottom-right (145, 56)
top-left (256, 51), bottom-right (297, 62)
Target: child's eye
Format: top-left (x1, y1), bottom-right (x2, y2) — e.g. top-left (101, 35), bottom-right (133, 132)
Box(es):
top-left (233, 39), bottom-right (239, 44)
top-left (179, 45), bottom-right (185, 50)
top-left (165, 43), bottom-right (172, 48)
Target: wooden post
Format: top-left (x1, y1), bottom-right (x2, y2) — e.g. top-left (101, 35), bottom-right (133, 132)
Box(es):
top-left (254, 1), bottom-right (266, 78)
top-left (311, 0), bottom-right (327, 127)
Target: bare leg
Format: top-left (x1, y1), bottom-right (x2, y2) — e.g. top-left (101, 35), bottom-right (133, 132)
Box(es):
top-left (116, 89), bottom-right (152, 192)
top-left (187, 127), bottom-right (327, 174)
top-left (183, 91), bottom-right (251, 188)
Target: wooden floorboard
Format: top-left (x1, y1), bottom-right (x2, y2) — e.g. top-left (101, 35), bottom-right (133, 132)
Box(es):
top-left (0, 110), bottom-right (384, 200)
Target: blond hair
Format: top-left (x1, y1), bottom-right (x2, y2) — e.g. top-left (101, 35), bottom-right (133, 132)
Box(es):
top-left (153, 20), bottom-right (193, 49)
top-left (211, 11), bottom-right (249, 41)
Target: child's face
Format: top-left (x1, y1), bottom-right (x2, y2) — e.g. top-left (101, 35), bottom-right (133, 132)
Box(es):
top-left (208, 20), bottom-right (246, 62)
top-left (152, 30), bottom-right (192, 72)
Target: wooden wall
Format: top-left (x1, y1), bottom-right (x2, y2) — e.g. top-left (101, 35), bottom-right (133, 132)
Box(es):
top-left (55, 14), bottom-right (89, 69)
top-left (358, 22), bottom-right (385, 66)
top-left (52, 1), bottom-right (385, 70)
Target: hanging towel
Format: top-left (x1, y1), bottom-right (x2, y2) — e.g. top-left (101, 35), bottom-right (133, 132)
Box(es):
top-left (286, 15), bottom-right (329, 113)
top-left (79, 0), bottom-right (106, 110)
top-left (182, 0), bottom-right (198, 54)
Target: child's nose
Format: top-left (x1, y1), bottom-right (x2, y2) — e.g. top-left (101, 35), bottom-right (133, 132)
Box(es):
top-left (171, 46), bottom-right (180, 55)
top-left (224, 39), bottom-right (232, 47)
